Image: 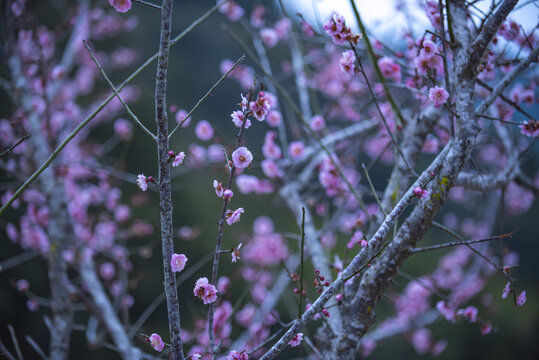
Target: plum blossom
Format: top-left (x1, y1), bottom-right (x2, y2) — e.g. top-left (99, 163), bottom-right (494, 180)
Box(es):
top-left (137, 174), bottom-right (151, 191)
top-left (114, 118), bottom-right (133, 140)
top-left (261, 159), bottom-right (283, 179)
top-left (323, 13), bottom-right (360, 45)
top-left (223, 189), bottom-right (233, 200)
top-left (171, 253), bottom-right (187, 273)
top-left (288, 141), bottom-right (305, 159)
top-left (339, 50), bottom-right (357, 74)
top-left (226, 208), bottom-right (244, 225)
top-left (480, 322), bottom-right (492, 335)
top-left (414, 186), bottom-right (429, 199)
top-left (289, 332), bottom-right (303, 347)
top-left (218, 0), bottom-right (244, 21)
top-left (378, 57), bottom-right (401, 83)
top-left (420, 40), bottom-right (438, 59)
top-left (519, 119), bottom-right (539, 138)
top-left (195, 120), bottom-right (214, 141)
top-left (425, 1), bottom-right (441, 29)
top-left (172, 152), bottom-right (185, 167)
top-left (231, 110), bottom-right (251, 129)
top-left (436, 301), bottom-right (456, 323)
top-left (429, 86), bottom-right (449, 108)
top-left (249, 91), bottom-right (271, 121)
top-left (226, 350), bottom-right (248, 360)
top-left (459, 306), bottom-right (478, 322)
top-left (260, 28), bottom-right (279, 47)
top-left (266, 110), bottom-right (282, 127)
top-left (214, 180), bottom-right (224, 197)
top-left (193, 277), bottom-right (218, 304)
top-left (149, 333), bottom-right (164, 352)
top-left (175, 109), bottom-right (191, 127)
top-left (16, 279), bottom-right (29, 293)
top-left (516, 290), bottom-right (527, 306)
top-left (262, 131), bottom-right (282, 159)
top-left (109, 0), bottom-right (131, 13)
top-left (309, 115), bottom-right (325, 131)
top-left (502, 281), bottom-right (511, 299)
top-left (231, 243), bottom-right (242, 263)
top-left (232, 147), bottom-right (253, 168)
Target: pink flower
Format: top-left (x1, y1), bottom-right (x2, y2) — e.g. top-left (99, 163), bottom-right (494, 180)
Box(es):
top-left (218, 1), bottom-right (244, 21)
top-left (214, 180), bottom-right (224, 197)
top-left (231, 110), bottom-right (251, 129)
top-left (249, 91), bottom-right (271, 121)
top-left (16, 279), bottom-right (29, 293)
top-left (193, 277), bottom-right (218, 304)
top-left (414, 186), bottom-right (429, 199)
top-left (309, 115), bottom-right (325, 131)
top-left (436, 301), bottom-right (456, 323)
top-left (502, 281), bottom-right (511, 299)
top-left (420, 40), bottom-right (438, 59)
top-left (261, 28), bottom-right (279, 47)
top-left (108, 0), bottom-right (131, 13)
top-left (429, 86), bottom-right (449, 108)
top-left (288, 141), bottom-right (305, 159)
top-left (223, 189), bottom-right (234, 200)
top-left (262, 132), bottom-right (282, 159)
top-left (195, 120), bottom-right (214, 141)
top-left (171, 253), bottom-right (187, 273)
top-left (137, 174), bottom-right (148, 191)
top-left (274, 18), bottom-right (292, 39)
top-left (266, 111), bottom-right (282, 127)
top-left (323, 13), bottom-right (360, 45)
top-left (459, 306), bottom-right (478, 323)
top-left (232, 243), bottom-right (242, 263)
top-left (519, 120), bottom-right (539, 138)
top-left (516, 290), bottom-right (527, 306)
top-left (261, 159), bottom-right (283, 179)
top-left (339, 50), bottom-right (357, 74)
top-left (226, 208), bottom-right (244, 225)
top-left (172, 152), bottom-right (185, 167)
top-left (289, 333), bottom-right (303, 347)
top-left (149, 333), bottom-right (164, 352)
top-left (99, 262), bottom-right (115, 281)
top-left (480, 322), bottom-right (492, 335)
top-left (232, 147), bottom-right (253, 168)
top-left (175, 109), bottom-right (191, 127)
top-left (226, 350), bottom-right (248, 360)
top-left (114, 118), bottom-right (133, 140)
top-left (378, 56), bottom-right (401, 83)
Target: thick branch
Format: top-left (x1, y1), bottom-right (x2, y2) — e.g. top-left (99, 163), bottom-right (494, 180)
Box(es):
top-left (154, 1), bottom-right (184, 359)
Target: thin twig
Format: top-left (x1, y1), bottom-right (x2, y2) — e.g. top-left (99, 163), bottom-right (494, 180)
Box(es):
top-left (168, 54), bottom-right (245, 139)
top-left (24, 336), bottom-right (46, 360)
top-left (0, 135), bottom-right (30, 159)
top-left (83, 40), bottom-right (155, 140)
top-left (208, 90), bottom-right (253, 359)
top-left (0, 251), bottom-right (39, 273)
top-left (7, 325), bottom-right (23, 360)
top-left (361, 164), bottom-right (387, 217)
top-left (411, 230), bottom-right (516, 253)
top-left (0, 337), bottom-right (16, 360)
top-left (133, 0), bottom-right (161, 10)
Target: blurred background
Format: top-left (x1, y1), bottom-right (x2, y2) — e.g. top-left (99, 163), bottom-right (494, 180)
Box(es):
top-left (0, 0), bottom-right (538, 359)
